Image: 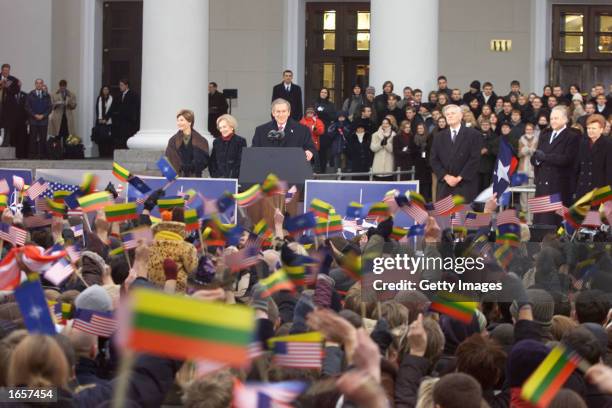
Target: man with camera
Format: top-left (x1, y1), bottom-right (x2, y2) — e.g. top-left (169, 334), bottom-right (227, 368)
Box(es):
top-left (252, 98), bottom-right (316, 163)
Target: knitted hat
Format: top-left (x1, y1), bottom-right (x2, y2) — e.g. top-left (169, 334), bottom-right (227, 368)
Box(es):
top-left (470, 80), bottom-right (481, 91)
top-left (581, 322), bottom-right (608, 359)
top-left (572, 93), bottom-right (584, 102)
top-left (80, 251), bottom-right (107, 277)
top-left (507, 339), bottom-right (549, 387)
top-left (75, 284), bottom-right (112, 313)
top-left (510, 289), bottom-right (554, 326)
top-left (366, 86), bottom-right (376, 95)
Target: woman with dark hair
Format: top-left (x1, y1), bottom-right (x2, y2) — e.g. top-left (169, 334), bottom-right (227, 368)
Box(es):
top-left (314, 87), bottom-right (336, 172)
top-left (393, 120), bottom-right (414, 181)
top-left (374, 80), bottom-right (397, 121)
top-left (424, 91), bottom-right (438, 111)
top-left (436, 92), bottom-right (449, 111)
top-left (541, 84), bottom-right (553, 106)
top-left (370, 117), bottom-right (395, 181)
top-left (165, 109), bottom-right (210, 178)
top-left (342, 84), bottom-right (364, 122)
top-left (412, 122), bottom-right (433, 201)
top-left (94, 85), bottom-right (115, 157)
top-left (566, 83), bottom-right (581, 102)
top-left (468, 97), bottom-right (481, 119)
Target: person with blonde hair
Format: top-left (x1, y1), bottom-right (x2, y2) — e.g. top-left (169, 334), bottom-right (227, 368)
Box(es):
top-left (165, 109), bottom-right (210, 178)
top-left (7, 334), bottom-right (70, 388)
top-left (209, 113), bottom-right (247, 178)
top-left (573, 114), bottom-right (612, 200)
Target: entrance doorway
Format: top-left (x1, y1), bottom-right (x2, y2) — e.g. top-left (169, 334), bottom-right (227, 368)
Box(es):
top-left (305, 3), bottom-right (370, 110)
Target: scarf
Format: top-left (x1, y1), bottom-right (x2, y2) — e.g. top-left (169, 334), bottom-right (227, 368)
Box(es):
top-left (356, 131), bottom-right (365, 144)
top-left (414, 132), bottom-right (428, 148)
top-left (155, 230), bottom-right (184, 241)
top-left (97, 95), bottom-right (113, 121)
top-left (222, 132), bottom-right (234, 142)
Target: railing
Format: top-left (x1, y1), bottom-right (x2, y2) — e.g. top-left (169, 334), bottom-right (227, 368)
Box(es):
top-left (312, 166), bottom-right (416, 181)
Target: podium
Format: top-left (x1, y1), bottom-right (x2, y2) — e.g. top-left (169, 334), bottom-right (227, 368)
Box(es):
top-left (239, 147), bottom-right (312, 226)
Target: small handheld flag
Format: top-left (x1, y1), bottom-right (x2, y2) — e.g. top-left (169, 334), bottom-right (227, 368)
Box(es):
top-left (157, 156), bottom-right (178, 181)
top-left (14, 280), bottom-right (56, 335)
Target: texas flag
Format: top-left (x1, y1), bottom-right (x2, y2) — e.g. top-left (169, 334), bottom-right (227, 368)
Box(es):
top-left (493, 137), bottom-right (518, 201)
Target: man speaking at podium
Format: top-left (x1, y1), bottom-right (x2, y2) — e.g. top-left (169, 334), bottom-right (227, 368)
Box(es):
top-left (252, 98), bottom-right (316, 164)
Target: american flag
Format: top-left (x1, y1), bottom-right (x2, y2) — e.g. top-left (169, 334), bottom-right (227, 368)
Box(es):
top-left (0, 250), bottom-right (20, 290)
top-left (429, 195), bottom-right (452, 216)
top-left (0, 223), bottom-right (27, 246)
top-left (72, 309), bottom-right (117, 338)
top-left (40, 181), bottom-right (80, 199)
top-left (233, 380), bottom-right (306, 408)
top-left (23, 213), bottom-right (53, 228)
top-left (465, 212), bottom-right (492, 228)
top-left (450, 211), bottom-right (465, 226)
top-left (0, 178), bottom-right (9, 195)
top-left (582, 211), bottom-right (602, 227)
top-left (35, 198), bottom-right (49, 213)
top-left (224, 245), bottom-right (260, 272)
top-left (401, 203), bottom-right (429, 224)
top-left (496, 209), bottom-right (520, 226)
top-left (285, 185), bottom-right (298, 204)
top-left (44, 258), bottom-right (74, 286)
top-left (122, 227), bottom-right (153, 250)
top-left (26, 178), bottom-right (49, 200)
top-left (271, 341), bottom-right (323, 369)
top-left (66, 243), bottom-right (82, 263)
top-left (248, 341), bottom-right (265, 359)
top-left (12, 175), bottom-right (25, 191)
top-left (528, 194), bottom-right (564, 214)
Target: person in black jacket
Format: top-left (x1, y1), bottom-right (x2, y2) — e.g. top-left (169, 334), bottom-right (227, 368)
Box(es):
top-left (165, 109), bottom-right (209, 178)
top-left (25, 79), bottom-right (52, 159)
top-left (114, 78), bottom-right (140, 149)
top-left (574, 114), bottom-right (612, 200)
top-left (252, 98), bottom-right (316, 164)
top-left (412, 123), bottom-right (434, 201)
top-left (346, 121), bottom-right (373, 180)
top-left (393, 121), bottom-right (414, 181)
top-left (209, 114), bottom-right (247, 179)
top-left (477, 120), bottom-right (499, 192)
top-left (271, 70), bottom-right (303, 121)
top-left (0, 63), bottom-right (19, 147)
top-left (208, 82), bottom-right (228, 138)
top-left (313, 87), bottom-right (336, 172)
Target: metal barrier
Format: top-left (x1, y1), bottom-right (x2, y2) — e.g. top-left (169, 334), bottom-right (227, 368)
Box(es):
top-left (312, 166), bottom-right (416, 181)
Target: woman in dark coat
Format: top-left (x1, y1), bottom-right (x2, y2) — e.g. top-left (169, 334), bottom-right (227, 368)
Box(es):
top-left (393, 120), bottom-right (414, 181)
top-left (314, 87), bottom-right (336, 172)
top-left (410, 122), bottom-right (433, 201)
top-left (574, 114), bottom-right (612, 200)
top-left (165, 109), bottom-right (209, 178)
top-left (346, 120), bottom-right (373, 180)
top-left (209, 114), bottom-right (247, 178)
top-left (94, 86), bottom-right (115, 158)
top-left (477, 119), bottom-right (499, 192)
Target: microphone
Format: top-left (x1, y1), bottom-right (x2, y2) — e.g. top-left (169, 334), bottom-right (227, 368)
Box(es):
top-left (267, 129), bottom-right (285, 141)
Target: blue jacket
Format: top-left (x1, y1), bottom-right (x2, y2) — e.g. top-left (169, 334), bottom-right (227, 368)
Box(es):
top-left (25, 90), bottom-right (52, 126)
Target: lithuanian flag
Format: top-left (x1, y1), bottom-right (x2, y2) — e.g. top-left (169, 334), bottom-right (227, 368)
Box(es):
top-left (338, 251), bottom-right (362, 280)
top-left (262, 173), bottom-right (285, 196)
top-left (327, 214), bottom-right (343, 236)
top-left (367, 202), bottom-right (390, 220)
top-left (592, 185), bottom-right (612, 206)
top-left (184, 208), bottom-right (200, 232)
top-left (109, 246), bottom-right (125, 256)
top-left (260, 269), bottom-right (295, 297)
top-left (283, 265), bottom-right (306, 286)
top-left (309, 199), bottom-right (333, 219)
top-left (253, 219), bottom-right (273, 247)
top-left (123, 288), bottom-right (255, 366)
top-left (53, 190), bottom-right (72, 202)
top-left (77, 192), bottom-right (113, 213)
top-left (157, 196), bottom-right (185, 210)
top-left (408, 191), bottom-right (427, 208)
top-left (234, 184), bottom-right (262, 207)
top-left (430, 292), bottom-right (477, 324)
top-left (80, 173), bottom-right (98, 195)
top-left (202, 226), bottom-right (226, 247)
top-left (112, 162), bottom-right (131, 182)
top-left (46, 199), bottom-right (66, 216)
top-left (521, 345), bottom-right (583, 408)
top-left (389, 226), bottom-right (408, 241)
top-left (314, 217), bottom-right (328, 237)
top-left (0, 195), bottom-right (7, 211)
top-left (564, 190), bottom-right (593, 228)
top-left (105, 202), bottom-right (138, 223)
top-left (494, 244), bottom-right (514, 269)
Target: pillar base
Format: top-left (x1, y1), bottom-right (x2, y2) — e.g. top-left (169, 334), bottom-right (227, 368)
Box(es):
top-left (127, 129), bottom-right (215, 151)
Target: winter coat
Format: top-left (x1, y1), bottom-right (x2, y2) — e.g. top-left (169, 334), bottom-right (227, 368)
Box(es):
top-left (48, 89), bottom-right (77, 136)
top-left (518, 133), bottom-right (539, 177)
top-left (573, 135), bottom-right (612, 200)
top-left (146, 221), bottom-right (198, 293)
top-left (299, 116), bottom-right (325, 151)
top-left (346, 131), bottom-right (373, 172)
top-left (479, 130), bottom-right (500, 175)
top-left (165, 129), bottom-right (210, 178)
top-left (209, 134), bottom-right (247, 178)
top-left (371, 128), bottom-right (395, 175)
top-left (342, 94), bottom-right (365, 121)
top-left (328, 119), bottom-right (351, 155)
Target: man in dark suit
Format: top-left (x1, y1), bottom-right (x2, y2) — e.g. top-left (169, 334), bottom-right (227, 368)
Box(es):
top-left (531, 106), bottom-right (580, 226)
top-left (0, 63), bottom-right (20, 147)
top-left (114, 78), bottom-right (140, 149)
top-left (252, 98), bottom-right (316, 164)
top-left (430, 104), bottom-right (482, 202)
top-left (271, 70), bottom-right (303, 121)
top-left (208, 82), bottom-right (228, 138)
top-left (25, 79), bottom-right (52, 159)
top-left (480, 82), bottom-right (498, 109)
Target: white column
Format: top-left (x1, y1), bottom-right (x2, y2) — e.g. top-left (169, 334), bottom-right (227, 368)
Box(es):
top-left (370, 0), bottom-right (439, 95)
top-left (530, 0), bottom-right (547, 94)
top-left (128, 0), bottom-right (209, 150)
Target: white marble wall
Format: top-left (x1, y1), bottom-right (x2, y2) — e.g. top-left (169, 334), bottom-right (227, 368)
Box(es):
top-left (209, 0), bottom-right (284, 144)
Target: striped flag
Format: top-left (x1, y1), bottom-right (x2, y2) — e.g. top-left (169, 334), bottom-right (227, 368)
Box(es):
top-left (429, 195), bottom-right (465, 216)
top-left (367, 202), bottom-right (390, 221)
top-left (269, 332), bottom-right (324, 369)
top-left (73, 309), bottom-right (117, 338)
top-left (157, 196), bottom-right (185, 210)
top-left (430, 292), bottom-right (477, 323)
top-left (260, 269), bottom-right (295, 297)
top-left (70, 224), bottom-right (83, 238)
top-left (35, 198), bottom-right (49, 213)
top-left (285, 185), bottom-right (298, 204)
top-left (184, 208), bottom-right (200, 232)
top-left (224, 245), bottom-right (260, 273)
top-left (520, 345), bottom-right (585, 408)
top-left (23, 213), bottom-right (53, 229)
top-left (592, 185), bottom-right (612, 206)
top-left (564, 191), bottom-right (593, 228)
top-left (112, 162), bottom-right (131, 182)
top-left (0, 223), bottom-right (27, 246)
top-left (233, 380), bottom-right (307, 408)
top-left (582, 211), bottom-right (601, 227)
top-left (121, 288), bottom-right (255, 365)
top-left (309, 198), bottom-right (333, 219)
top-left (66, 243), bottom-right (82, 263)
top-left (389, 226), bottom-right (408, 241)
top-left (26, 178), bottom-right (49, 200)
top-left (0, 179), bottom-right (9, 195)
top-left (401, 203), bottom-right (429, 224)
top-left (234, 184), bottom-right (263, 207)
top-left (0, 248), bottom-right (21, 290)
top-left (496, 209), bottom-right (520, 226)
top-left (528, 194), bottom-right (564, 214)
top-left (77, 192), bottom-right (113, 213)
top-left (44, 258), bottom-right (74, 286)
top-left (465, 212), bottom-right (492, 228)
top-left (80, 173), bottom-right (98, 195)
top-left (122, 227), bottom-right (153, 250)
top-left (104, 202), bottom-right (138, 223)
top-left (12, 175), bottom-right (25, 191)
top-left (0, 195), bottom-right (8, 211)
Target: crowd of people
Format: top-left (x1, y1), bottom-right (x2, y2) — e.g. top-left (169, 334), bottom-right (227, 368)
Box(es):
top-left (2, 181), bottom-right (612, 407)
